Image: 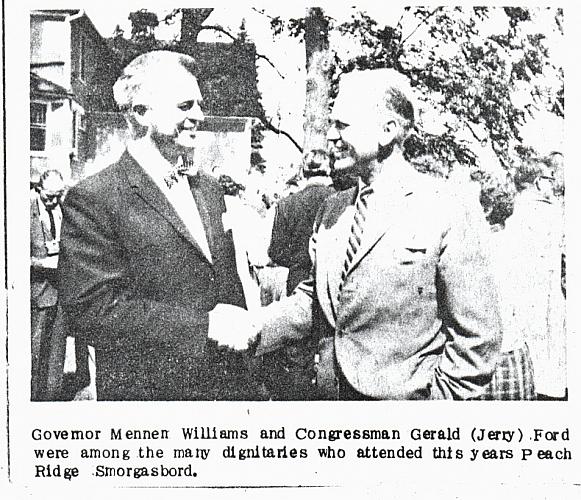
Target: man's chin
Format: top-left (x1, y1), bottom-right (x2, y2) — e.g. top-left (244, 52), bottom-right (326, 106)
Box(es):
top-left (332, 154), bottom-right (375, 176)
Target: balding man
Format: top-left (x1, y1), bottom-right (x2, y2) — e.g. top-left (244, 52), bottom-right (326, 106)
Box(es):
top-left (58, 51), bottom-right (255, 400)
top-left (255, 69), bottom-right (501, 400)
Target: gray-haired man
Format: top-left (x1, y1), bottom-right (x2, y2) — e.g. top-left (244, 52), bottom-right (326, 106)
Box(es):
top-left (58, 51), bottom-right (255, 400)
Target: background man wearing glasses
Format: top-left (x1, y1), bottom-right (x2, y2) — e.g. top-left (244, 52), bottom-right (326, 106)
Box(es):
top-left (30, 169), bottom-right (66, 400)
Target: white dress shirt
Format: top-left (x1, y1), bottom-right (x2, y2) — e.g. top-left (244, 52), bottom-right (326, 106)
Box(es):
top-left (35, 191), bottom-right (62, 241)
top-left (128, 138), bottom-right (213, 263)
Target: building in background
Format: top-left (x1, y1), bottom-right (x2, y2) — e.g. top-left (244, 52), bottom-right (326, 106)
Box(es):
top-left (31, 11), bottom-right (262, 185)
top-left (30, 9), bottom-right (121, 183)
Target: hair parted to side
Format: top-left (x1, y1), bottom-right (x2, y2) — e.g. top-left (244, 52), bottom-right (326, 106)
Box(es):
top-left (113, 50), bottom-right (198, 112)
top-left (514, 157), bottom-right (552, 192)
top-left (383, 85), bottom-right (415, 138)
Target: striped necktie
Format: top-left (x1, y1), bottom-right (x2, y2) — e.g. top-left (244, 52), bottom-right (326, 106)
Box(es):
top-left (339, 184), bottom-right (373, 290)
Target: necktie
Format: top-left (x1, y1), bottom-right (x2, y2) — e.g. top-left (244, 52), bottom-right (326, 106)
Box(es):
top-left (47, 208), bottom-right (56, 240)
top-left (164, 156), bottom-right (197, 189)
top-left (339, 185), bottom-right (373, 291)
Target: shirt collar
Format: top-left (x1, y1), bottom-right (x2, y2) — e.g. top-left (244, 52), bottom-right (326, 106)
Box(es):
top-left (304, 176), bottom-right (333, 188)
top-left (127, 137), bottom-right (185, 190)
top-left (357, 156), bottom-right (415, 199)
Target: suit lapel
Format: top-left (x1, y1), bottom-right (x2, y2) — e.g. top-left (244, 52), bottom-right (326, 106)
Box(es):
top-left (188, 173), bottom-right (224, 259)
top-left (121, 151), bottom-right (211, 263)
top-left (318, 189), bottom-right (357, 306)
top-left (342, 166), bottom-right (417, 279)
top-left (34, 196), bottom-right (53, 243)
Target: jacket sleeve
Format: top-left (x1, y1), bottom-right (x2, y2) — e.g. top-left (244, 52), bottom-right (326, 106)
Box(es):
top-left (58, 183), bottom-right (209, 352)
top-left (430, 196), bottom-right (502, 400)
top-left (256, 200), bottom-right (328, 355)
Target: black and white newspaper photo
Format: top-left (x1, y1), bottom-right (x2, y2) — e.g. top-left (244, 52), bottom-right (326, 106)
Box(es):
top-left (2, 0), bottom-right (580, 498)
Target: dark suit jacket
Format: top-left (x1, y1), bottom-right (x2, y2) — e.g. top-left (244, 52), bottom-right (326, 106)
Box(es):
top-left (58, 150), bottom-right (246, 400)
top-left (268, 181), bottom-right (335, 295)
top-left (258, 163), bottom-right (501, 400)
top-left (30, 193), bottom-right (60, 308)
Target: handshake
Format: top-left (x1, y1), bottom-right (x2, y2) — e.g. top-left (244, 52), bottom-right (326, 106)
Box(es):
top-left (207, 304), bottom-right (264, 351)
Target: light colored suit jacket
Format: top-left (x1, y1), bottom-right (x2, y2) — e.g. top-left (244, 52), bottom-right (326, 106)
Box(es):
top-left (258, 163), bottom-right (501, 400)
top-left (30, 191), bottom-right (60, 308)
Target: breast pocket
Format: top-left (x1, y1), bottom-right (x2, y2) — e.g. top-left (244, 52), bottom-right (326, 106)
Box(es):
top-left (393, 245), bottom-right (428, 266)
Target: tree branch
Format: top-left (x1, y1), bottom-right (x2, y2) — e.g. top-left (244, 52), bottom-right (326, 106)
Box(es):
top-left (260, 116), bottom-right (303, 153)
top-left (400, 7), bottom-right (442, 47)
top-left (199, 25), bottom-right (286, 79)
top-left (200, 24), bottom-right (237, 41)
top-left (250, 7), bottom-right (277, 21)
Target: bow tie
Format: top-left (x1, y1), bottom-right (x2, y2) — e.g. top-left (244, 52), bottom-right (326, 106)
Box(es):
top-left (164, 156), bottom-right (198, 189)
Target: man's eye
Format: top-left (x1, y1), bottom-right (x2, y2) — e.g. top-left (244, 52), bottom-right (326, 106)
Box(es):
top-left (178, 101), bottom-right (195, 111)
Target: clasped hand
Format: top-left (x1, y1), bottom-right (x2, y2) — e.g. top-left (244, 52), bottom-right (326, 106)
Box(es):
top-left (208, 304), bottom-right (262, 350)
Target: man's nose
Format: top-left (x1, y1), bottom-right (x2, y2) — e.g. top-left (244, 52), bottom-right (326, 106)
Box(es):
top-left (186, 104), bottom-right (204, 125)
top-left (326, 124), bottom-right (341, 142)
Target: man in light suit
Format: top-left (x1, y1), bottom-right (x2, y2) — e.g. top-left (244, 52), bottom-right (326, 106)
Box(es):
top-left (254, 69), bottom-right (501, 400)
top-left (58, 51), bottom-right (255, 401)
top-left (31, 170), bottom-right (66, 400)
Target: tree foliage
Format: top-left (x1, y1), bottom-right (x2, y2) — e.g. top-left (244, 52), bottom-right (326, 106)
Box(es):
top-left (267, 6), bottom-right (563, 221)
top-left (108, 8), bottom-right (266, 172)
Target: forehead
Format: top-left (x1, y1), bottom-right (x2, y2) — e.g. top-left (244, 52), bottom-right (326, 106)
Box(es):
top-left (41, 176), bottom-right (64, 191)
top-left (332, 91), bottom-right (383, 126)
top-left (332, 77), bottom-right (385, 125)
top-left (139, 68), bottom-right (202, 106)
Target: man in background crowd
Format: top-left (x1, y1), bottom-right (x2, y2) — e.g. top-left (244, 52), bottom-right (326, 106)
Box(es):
top-left (476, 217), bottom-right (536, 400)
top-left (58, 51), bottom-right (257, 401)
top-left (502, 157), bottom-right (567, 400)
top-left (30, 170), bottom-right (67, 400)
top-left (248, 68), bottom-right (501, 400)
top-left (262, 150), bottom-right (336, 400)
top-left (269, 149), bottom-right (336, 296)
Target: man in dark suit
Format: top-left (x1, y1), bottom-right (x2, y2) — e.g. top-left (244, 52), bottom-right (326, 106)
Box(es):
top-left (269, 149), bottom-right (336, 295)
top-left (255, 69), bottom-right (501, 400)
top-left (58, 51), bottom-right (255, 401)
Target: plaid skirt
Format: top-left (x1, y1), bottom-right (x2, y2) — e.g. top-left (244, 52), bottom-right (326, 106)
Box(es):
top-left (476, 344), bottom-right (536, 400)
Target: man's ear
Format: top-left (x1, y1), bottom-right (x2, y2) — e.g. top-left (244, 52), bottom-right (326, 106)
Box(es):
top-left (379, 119), bottom-right (398, 147)
top-left (131, 105), bottom-right (150, 128)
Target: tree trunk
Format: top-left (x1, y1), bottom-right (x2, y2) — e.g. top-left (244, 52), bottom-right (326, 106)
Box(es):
top-left (302, 8), bottom-right (331, 156)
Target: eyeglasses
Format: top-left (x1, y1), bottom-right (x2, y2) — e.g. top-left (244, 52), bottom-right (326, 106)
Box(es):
top-left (42, 191), bottom-right (64, 200)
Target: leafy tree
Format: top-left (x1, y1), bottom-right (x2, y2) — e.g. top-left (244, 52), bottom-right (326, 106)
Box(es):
top-left (265, 6), bottom-right (563, 221)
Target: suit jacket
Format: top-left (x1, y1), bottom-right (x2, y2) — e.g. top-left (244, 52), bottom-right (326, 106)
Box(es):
top-left (258, 163), bottom-right (501, 400)
top-left (268, 181), bottom-right (336, 295)
top-left (58, 150), bottom-right (246, 400)
top-left (30, 192), bottom-right (60, 308)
